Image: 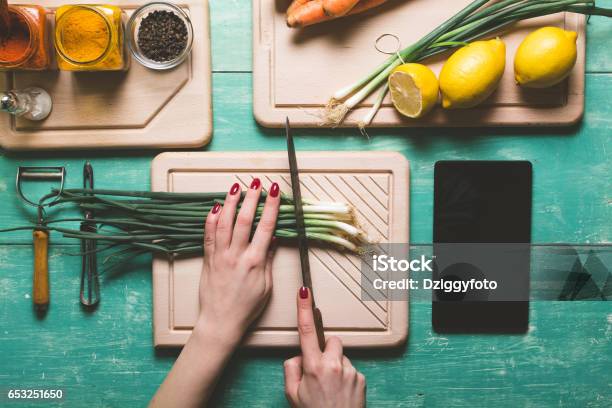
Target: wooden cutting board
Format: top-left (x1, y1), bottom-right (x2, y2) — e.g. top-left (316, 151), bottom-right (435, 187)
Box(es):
top-left (151, 152), bottom-right (409, 348)
top-left (0, 0), bottom-right (212, 150)
top-left (253, 0), bottom-right (585, 127)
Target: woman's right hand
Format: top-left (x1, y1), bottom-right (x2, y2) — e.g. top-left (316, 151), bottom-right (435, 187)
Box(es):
top-left (283, 287), bottom-right (366, 408)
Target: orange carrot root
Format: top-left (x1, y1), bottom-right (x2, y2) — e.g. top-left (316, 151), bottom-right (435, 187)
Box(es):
top-left (323, 0), bottom-right (361, 17)
top-left (287, 0), bottom-right (327, 28)
top-left (287, 0), bottom-right (390, 28)
top-left (287, 0), bottom-right (311, 16)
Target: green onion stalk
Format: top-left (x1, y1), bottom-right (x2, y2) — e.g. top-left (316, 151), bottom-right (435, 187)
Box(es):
top-left (0, 189), bottom-right (371, 261)
top-left (325, 0), bottom-right (612, 128)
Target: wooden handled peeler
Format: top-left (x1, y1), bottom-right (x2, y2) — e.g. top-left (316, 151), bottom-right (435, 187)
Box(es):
top-left (16, 166), bottom-right (66, 312)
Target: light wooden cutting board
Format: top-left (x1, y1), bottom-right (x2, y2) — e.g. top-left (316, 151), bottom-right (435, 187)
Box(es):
top-left (151, 152), bottom-right (409, 348)
top-left (253, 0), bottom-right (585, 127)
top-left (0, 0), bottom-right (212, 150)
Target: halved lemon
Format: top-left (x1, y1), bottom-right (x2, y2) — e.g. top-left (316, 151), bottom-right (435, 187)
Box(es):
top-left (388, 63), bottom-right (439, 119)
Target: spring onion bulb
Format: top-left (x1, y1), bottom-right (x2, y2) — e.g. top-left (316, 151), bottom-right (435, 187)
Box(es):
top-left (325, 0), bottom-right (612, 126)
top-left (359, 83), bottom-right (389, 131)
top-left (280, 203), bottom-right (352, 215)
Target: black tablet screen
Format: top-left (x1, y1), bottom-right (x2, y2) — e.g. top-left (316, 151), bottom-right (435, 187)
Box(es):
top-left (433, 161), bottom-right (532, 333)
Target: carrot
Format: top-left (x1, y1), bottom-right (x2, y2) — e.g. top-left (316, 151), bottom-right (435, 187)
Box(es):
top-left (287, 0), bottom-right (389, 28)
top-left (323, 0), bottom-right (361, 17)
top-left (287, 0), bottom-right (326, 28)
top-left (287, 0), bottom-right (311, 16)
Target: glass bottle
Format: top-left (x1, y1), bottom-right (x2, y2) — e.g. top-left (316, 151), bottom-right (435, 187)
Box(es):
top-left (55, 5), bottom-right (128, 71)
top-left (1, 87), bottom-right (53, 121)
top-left (0, 5), bottom-right (50, 71)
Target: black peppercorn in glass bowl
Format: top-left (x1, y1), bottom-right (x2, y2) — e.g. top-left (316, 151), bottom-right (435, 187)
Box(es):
top-left (127, 2), bottom-right (193, 70)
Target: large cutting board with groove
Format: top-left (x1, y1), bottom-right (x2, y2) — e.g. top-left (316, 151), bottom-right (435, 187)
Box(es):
top-left (253, 0), bottom-right (585, 127)
top-left (0, 0), bottom-right (212, 151)
top-left (151, 152), bottom-right (409, 348)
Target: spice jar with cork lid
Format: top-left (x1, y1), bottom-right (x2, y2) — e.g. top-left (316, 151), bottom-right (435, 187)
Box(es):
top-left (54, 5), bottom-right (128, 71)
top-left (0, 5), bottom-right (50, 71)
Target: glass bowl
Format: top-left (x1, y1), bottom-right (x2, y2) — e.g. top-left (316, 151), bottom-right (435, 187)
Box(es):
top-left (127, 2), bottom-right (193, 70)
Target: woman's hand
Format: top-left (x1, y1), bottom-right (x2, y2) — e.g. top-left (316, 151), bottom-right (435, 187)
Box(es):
top-left (197, 179), bottom-right (281, 342)
top-left (283, 287), bottom-right (366, 408)
top-left (150, 179), bottom-right (280, 408)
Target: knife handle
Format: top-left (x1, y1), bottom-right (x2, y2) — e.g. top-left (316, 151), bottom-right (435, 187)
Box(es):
top-left (313, 307), bottom-right (325, 351)
top-left (33, 229), bottom-right (49, 310)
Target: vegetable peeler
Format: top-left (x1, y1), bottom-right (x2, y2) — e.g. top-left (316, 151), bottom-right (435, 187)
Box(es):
top-left (80, 162), bottom-right (100, 307)
top-left (16, 166), bottom-right (66, 312)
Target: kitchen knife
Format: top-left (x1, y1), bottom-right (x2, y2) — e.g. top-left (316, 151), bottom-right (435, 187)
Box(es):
top-left (286, 117), bottom-right (325, 351)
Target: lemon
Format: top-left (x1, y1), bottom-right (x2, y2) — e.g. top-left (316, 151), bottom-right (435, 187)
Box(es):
top-left (514, 26), bottom-right (577, 88)
top-left (439, 38), bottom-right (506, 109)
top-left (388, 63), bottom-right (439, 118)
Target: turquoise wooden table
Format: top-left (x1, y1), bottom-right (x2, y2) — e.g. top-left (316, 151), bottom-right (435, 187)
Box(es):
top-left (1, 1), bottom-right (611, 406)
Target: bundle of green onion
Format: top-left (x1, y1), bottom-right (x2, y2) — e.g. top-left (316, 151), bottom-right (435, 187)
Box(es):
top-left (325, 0), bottom-right (612, 127)
top-left (1, 189), bottom-right (370, 260)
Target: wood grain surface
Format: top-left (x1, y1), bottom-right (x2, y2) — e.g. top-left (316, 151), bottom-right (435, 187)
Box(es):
top-left (0, 0), bottom-right (610, 406)
top-left (0, 0), bottom-right (213, 150)
top-left (253, 0), bottom-right (585, 127)
top-left (150, 152), bottom-right (409, 348)
top-left (0, 245), bottom-right (610, 407)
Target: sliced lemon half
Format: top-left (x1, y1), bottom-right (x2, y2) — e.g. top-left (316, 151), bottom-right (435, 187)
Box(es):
top-left (388, 63), bottom-right (439, 119)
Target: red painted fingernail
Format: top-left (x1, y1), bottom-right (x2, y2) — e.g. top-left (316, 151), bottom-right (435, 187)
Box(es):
top-left (250, 178), bottom-right (261, 190)
top-left (212, 203), bottom-right (221, 214)
top-left (299, 286), bottom-right (308, 299)
top-left (230, 183), bottom-right (240, 195)
top-left (270, 182), bottom-right (280, 198)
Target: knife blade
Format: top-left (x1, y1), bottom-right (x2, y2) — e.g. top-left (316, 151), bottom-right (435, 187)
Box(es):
top-left (286, 117), bottom-right (325, 351)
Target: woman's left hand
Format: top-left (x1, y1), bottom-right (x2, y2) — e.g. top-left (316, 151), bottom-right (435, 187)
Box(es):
top-left (196, 179), bottom-right (281, 343)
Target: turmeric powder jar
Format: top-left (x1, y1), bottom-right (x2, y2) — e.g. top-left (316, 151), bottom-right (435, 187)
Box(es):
top-left (0, 5), bottom-right (50, 71)
top-left (55, 5), bottom-right (127, 71)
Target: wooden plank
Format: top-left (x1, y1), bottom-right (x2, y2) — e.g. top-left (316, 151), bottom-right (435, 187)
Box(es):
top-left (150, 152), bottom-right (409, 347)
top-left (0, 245), bottom-right (609, 406)
top-left (584, 0), bottom-right (612, 73)
top-left (0, 0), bottom-right (212, 150)
top-left (1, 73), bottom-right (611, 245)
top-left (210, 0), bottom-right (252, 73)
top-left (253, 0), bottom-right (586, 127)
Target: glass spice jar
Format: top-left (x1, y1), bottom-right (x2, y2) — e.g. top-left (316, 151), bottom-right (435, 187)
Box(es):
top-left (54, 5), bottom-right (128, 71)
top-left (0, 5), bottom-right (50, 71)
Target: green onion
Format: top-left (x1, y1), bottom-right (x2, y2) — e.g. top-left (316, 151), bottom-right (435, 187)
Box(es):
top-left (1, 188), bottom-right (370, 259)
top-left (324, 0), bottom-right (612, 127)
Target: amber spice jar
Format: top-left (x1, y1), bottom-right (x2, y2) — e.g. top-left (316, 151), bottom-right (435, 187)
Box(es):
top-left (54, 5), bottom-right (127, 71)
top-left (0, 5), bottom-right (50, 71)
